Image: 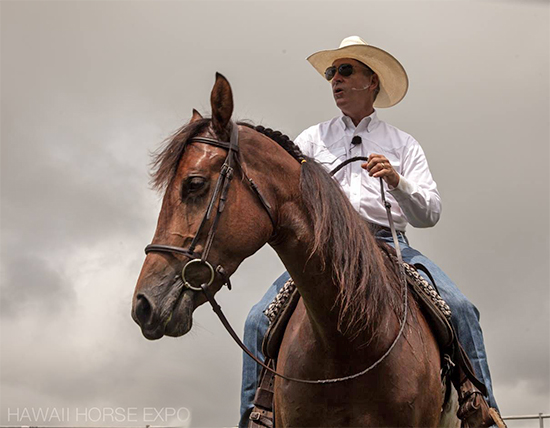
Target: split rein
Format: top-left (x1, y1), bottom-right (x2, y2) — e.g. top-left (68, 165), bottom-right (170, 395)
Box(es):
top-left (144, 126), bottom-right (408, 384)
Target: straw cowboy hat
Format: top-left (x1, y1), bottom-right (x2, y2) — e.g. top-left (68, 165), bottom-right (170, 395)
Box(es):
top-left (307, 36), bottom-right (409, 108)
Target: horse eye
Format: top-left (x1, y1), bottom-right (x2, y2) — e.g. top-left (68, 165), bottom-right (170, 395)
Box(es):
top-left (182, 176), bottom-right (207, 198)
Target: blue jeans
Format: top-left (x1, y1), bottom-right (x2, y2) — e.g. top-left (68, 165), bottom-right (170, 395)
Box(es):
top-left (239, 231), bottom-right (498, 427)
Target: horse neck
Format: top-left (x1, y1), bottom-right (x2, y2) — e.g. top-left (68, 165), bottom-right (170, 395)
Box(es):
top-left (271, 201), bottom-right (397, 348)
top-left (240, 128), bottom-right (399, 347)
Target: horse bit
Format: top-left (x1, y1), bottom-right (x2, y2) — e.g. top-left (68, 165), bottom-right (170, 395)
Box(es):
top-left (144, 122), bottom-right (408, 384)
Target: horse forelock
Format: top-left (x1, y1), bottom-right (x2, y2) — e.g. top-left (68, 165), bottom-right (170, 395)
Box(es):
top-left (151, 119), bottom-right (302, 193)
top-left (150, 118), bottom-right (211, 192)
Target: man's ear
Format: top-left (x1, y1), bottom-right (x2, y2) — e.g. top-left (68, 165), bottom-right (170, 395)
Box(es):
top-left (371, 73), bottom-right (380, 90)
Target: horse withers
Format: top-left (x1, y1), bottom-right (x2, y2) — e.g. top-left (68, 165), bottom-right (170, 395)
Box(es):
top-left (132, 73), bottom-right (459, 427)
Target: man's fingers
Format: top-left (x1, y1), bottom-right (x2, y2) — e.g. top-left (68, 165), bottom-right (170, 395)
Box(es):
top-left (372, 163), bottom-right (385, 175)
top-left (365, 154), bottom-right (385, 172)
top-left (362, 155), bottom-right (393, 180)
top-left (372, 168), bottom-right (390, 178)
top-left (362, 155), bottom-right (399, 187)
top-left (369, 161), bottom-right (388, 175)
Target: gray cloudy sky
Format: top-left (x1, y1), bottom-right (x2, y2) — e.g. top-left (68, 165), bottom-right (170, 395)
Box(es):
top-left (1, 1), bottom-right (548, 427)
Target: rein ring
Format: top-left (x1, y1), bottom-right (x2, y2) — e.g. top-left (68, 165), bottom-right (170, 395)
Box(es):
top-left (182, 259), bottom-right (215, 291)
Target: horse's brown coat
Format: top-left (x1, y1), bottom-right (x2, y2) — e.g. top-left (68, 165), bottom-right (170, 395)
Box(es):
top-left (132, 74), bottom-right (454, 426)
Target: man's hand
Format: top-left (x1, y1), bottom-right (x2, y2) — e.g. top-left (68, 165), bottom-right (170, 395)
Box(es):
top-left (362, 154), bottom-right (400, 188)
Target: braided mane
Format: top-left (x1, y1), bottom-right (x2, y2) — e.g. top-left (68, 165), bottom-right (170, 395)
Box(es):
top-left (238, 122), bottom-right (305, 163)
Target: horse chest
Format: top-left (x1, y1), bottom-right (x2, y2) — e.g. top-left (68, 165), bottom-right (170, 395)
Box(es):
top-left (273, 302), bottom-right (443, 427)
top-left (274, 305), bottom-right (389, 425)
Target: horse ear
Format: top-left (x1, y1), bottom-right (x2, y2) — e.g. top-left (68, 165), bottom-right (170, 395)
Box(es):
top-left (210, 72), bottom-right (234, 138)
top-left (190, 109), bottom-right (203, 123)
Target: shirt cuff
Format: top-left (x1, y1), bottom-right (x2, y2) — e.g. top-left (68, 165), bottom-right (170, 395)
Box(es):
top-left (388, 174), bottom-right (415, 196)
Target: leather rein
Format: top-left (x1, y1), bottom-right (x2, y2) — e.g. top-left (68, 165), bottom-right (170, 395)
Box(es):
top-left (144, 125), bottom-right (408, 384)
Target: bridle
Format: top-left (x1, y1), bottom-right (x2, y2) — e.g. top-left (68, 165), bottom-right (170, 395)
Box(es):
top-left (143, 124), bottom-right (408, 384)
top-left (144, 122), bottom-right (276, 292)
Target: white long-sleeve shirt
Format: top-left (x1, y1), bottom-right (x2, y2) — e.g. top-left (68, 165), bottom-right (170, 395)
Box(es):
top-left (294, 111), bottom-right (441, 231)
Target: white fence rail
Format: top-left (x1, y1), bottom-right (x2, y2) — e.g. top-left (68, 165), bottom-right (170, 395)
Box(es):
top-left (503, 413), bottom-right (550, 428)
top-left (1, 416), bottom-right (550, 427)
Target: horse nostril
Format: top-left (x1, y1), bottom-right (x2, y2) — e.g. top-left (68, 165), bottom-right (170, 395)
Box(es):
top-left (135, 294), bottom-right (153, 326)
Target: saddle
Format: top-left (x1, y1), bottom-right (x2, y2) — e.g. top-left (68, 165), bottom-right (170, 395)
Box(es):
top-left (248, 256), bottom-right (506, 428)
top-left (263, 257), bottom-right (454, 362)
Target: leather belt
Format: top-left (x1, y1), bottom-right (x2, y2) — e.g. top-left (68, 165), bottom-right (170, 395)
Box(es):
top-left (367, 221), bottom-right (406, 237)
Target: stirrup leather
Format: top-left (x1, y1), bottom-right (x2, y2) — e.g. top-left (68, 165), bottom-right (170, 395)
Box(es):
top-left (248, 360), bottom-right (276, 428)
top-left (457, 380), bottom-right (507, 428)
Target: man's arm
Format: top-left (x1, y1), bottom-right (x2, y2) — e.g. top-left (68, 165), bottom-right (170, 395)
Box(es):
top-left (362, 138), bottom-right (441, 228)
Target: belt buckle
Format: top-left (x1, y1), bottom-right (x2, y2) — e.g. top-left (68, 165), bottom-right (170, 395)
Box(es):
top-left (250, 412), bottom-right (261, 421)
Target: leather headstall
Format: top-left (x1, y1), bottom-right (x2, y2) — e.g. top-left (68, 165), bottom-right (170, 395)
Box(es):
top-left (144, 122), bottom-right (276, 292)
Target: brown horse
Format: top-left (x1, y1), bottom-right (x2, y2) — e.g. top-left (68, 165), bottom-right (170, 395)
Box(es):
top-left (132, 73), bottom-right (459, 427)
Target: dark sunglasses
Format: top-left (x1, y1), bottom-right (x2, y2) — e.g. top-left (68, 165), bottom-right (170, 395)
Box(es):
top-left (324, 63), bottom-right (356, 81)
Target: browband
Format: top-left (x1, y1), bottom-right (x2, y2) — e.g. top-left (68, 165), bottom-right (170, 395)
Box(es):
top-left (189, 136), bottom-right (239, 152)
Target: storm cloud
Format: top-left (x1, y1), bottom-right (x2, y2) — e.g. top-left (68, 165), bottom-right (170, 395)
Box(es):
top-left (1, 1), bottom-right (548, 427)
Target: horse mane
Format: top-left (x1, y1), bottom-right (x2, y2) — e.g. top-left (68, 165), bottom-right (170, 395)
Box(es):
top-left (151, 118), bottom-right (403, 339)
top-left (240, 123), bottom-right (403, 339)
top-left (299, 152), bottom-right (402, 339)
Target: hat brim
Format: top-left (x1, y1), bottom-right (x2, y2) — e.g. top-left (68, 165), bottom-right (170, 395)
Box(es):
top-left (307, 44), bottom-right (408, 108)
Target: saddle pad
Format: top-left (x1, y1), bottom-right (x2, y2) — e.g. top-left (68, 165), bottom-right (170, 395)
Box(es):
top-left (262, 264), bottom-right (454, 360)
top-left (262, 279), bottom-right (299, 360)
top-left (404, 263), bottom-right (455, 349)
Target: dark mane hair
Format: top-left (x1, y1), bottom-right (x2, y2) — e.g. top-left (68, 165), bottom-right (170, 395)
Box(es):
top-left (150, 118), bottom-right (211, 191)
top-left (150, 118), bottom-right (403, 339)
top-left (241, 123), bottom-right (403, 338)
top-left (239, 123), bottom-right (306, 163)
top-left (299, 159), bottom-right (402, 339)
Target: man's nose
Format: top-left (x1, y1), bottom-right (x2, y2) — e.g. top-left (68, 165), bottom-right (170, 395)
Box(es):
top-left (332, 75), bottom-right (343, 85)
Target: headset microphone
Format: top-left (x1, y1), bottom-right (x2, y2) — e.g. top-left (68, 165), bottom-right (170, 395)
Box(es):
top-left (351, 85), bottom-right (370, 91)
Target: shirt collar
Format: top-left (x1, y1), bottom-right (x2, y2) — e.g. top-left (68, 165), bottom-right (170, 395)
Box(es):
top-left (340, 110), bottom-right (378, 133)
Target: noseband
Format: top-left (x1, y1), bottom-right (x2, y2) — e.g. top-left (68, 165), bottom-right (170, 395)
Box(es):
top-left (144, 122), bottom-right (276, 291)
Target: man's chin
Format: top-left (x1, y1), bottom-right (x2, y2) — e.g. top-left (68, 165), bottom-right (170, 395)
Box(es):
top-left (334, 97), bottom-right (348, 111)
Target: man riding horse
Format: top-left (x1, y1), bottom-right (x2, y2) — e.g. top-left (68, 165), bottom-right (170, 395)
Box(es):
top-left (240, 36), bottom-right (503, 427)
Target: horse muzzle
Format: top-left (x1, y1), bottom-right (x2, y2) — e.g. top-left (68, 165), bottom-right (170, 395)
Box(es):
top-left (132, 276), bottom-right (195, 340)
top-left (132, 294), bottom-right (167, 340)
